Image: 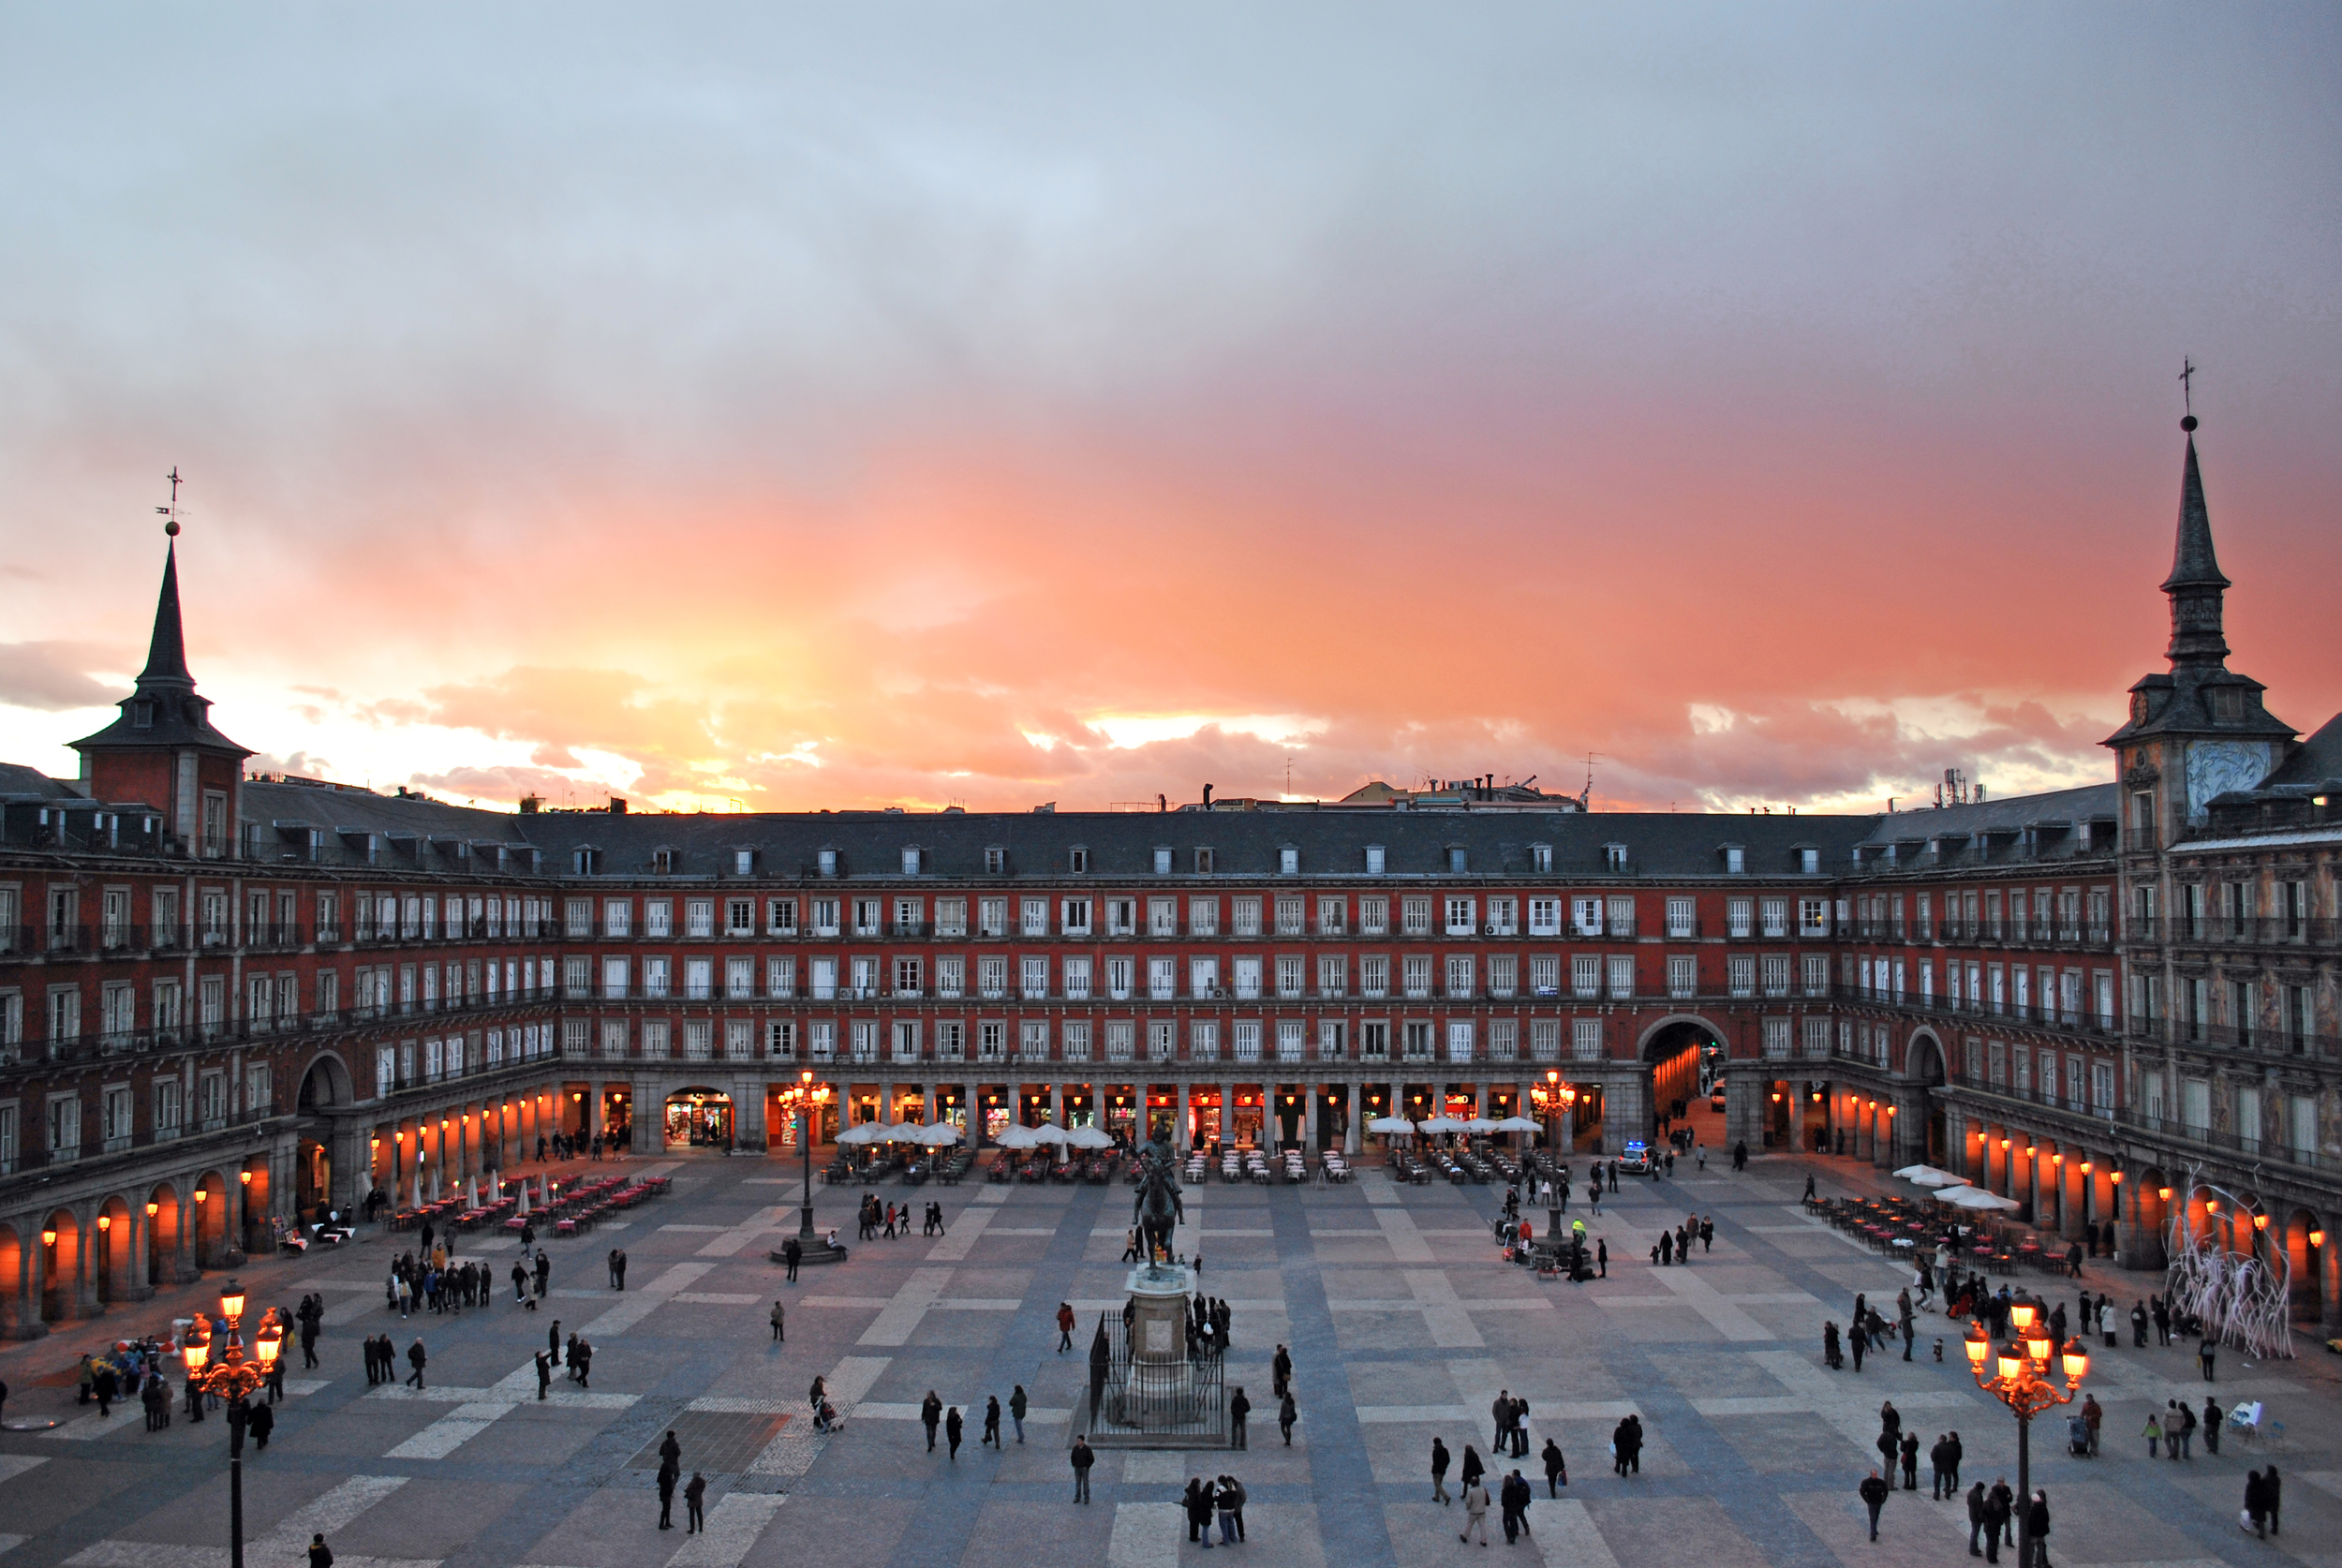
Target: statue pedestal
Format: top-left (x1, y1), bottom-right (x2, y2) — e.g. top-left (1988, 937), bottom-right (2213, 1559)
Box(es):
top-left (1124, 1264), bottom-right (1194, 1363)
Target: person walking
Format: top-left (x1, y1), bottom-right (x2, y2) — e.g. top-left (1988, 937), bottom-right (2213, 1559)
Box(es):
top-left (2244, 1470), bottom-right (2270, 1538)
top-left (1502, 1470), bottom-right (1534, 1544)
top-left (2025, 1489), bottom-right (2051, 1568)
top-left (614, 1250), bottom-right (629, 1289)
top-left (683, 1471), bottom-right (705, 1534)
top-left (1860, 1470), bottom-right (1890, 1542)
top-left (921, 1390), bottom-right (942, 1451)
top-left (608, 1249), bottom-right (623, 1289)
top-left (782, 1236), bottom-right (802, 1281)
top-left (655, 1463), bottom-right (677, 1531)
top-left (246, 1398), bottom-right (274, 1450)
top-left (2142, 1411), bottom-right (2161, 1458)
top-left (1596, 1238), bottom-right (1608, 1278)
top-left (1931, 1435), bottom-right (1954, 1500)
top-left (308, 1534), bottom-right (334, 1568)
top-left (1460, 1474), bottom-right (1491, 1546)
top-left (1431, 1436), bottom-right (1453, 1504)
top-left (535, 1350), bottom-right (552, 1400)
top-left (1272, 1344), bottom-right (1292, 1399)
top-left (1279, 1388), bottom-right (1297, 1445)
top-left (405, 1339), bottom-right (427, 1389)
top-left (1056, 1301), bottom-right (1075, 1353)
top-left (982, 1394), bottom-right (1002, 1448)
top-left (1229, 1386), bottom-right (1251, 1449)
top-left (2264, 1464), bottom-right (2281, 1536)
top-left (1011, 1384), bottom-right (1029, 1443)
top-left (1071, 1435), bottom-right (1095, 1502)
top-left (2082, 1395), bottom-right (2101, 1456)
top-left (571, 1338), bottom-right (592, 1388)
top-left (2198, 1336), bottom-right (2216, 1381)
top-left (1966, 1481), bottom-right (1989, 1558)
top-left (2201, 1398), bottom-right (2222, 1457)
top-left (770, 1301), bottom-right (785, 1342)
top-left (945, 1404), bottom-right (964, 1461)
top-left (1541, 1437), bottom-right (1566, 1496)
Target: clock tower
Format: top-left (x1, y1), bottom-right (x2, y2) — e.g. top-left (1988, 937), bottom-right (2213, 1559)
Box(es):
top-left (2103, 416), bottom-right (2297, 852)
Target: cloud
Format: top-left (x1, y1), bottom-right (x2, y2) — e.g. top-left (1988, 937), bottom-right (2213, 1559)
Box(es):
top-left (0, 642), bottom-right (126, 712)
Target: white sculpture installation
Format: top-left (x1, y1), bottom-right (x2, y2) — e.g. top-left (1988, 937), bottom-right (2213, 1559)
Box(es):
top-left (2162, 1165), bottom-right (2294, 1361)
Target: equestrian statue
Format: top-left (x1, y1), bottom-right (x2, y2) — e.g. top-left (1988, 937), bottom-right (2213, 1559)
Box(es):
top-left (1132, 1130), bottom-right (1187, 1276)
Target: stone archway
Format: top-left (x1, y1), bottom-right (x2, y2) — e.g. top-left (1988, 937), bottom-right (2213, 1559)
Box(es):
top-left (95, 1194), bottom-right (136, 1306)
top-left (1637, 1015), bottom-right (1724, 1145)
top-left (39, 1207), bottom-right (82, 1323)
top-left (148, 1181), bottom-right (188, 1286)
top-left (1903, 1028), bottom-right (1949, 1165)
top-left (191, 1170), bottom-right (229, 1269)
top-left (0, 1222), bottom-right (34, 1339)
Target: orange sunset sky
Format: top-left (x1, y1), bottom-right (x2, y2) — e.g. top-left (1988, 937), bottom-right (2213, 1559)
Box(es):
top-left (2, 7), bottom-right (2338, 819)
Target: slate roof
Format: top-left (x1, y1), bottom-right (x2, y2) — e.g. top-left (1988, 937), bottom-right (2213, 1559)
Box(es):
top-left (71, 543), bottom-right (251, 760)
top-left (1845, 783), bottom-right (2119, 874)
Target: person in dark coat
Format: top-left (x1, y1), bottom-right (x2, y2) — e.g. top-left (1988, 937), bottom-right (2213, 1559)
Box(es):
top-left (683, 1472), bottom-right (705, 1533)
top-left (1860, 1470), bottom-right (1890, 1541)
top-left (655, 1463), bottom-right (677, 1530)
top-left (922, 1391), bottom-right (942, 1451)
top-left (246, 1398), bottom-right (274, 1450)
top-left (1184, 1478), bottom-right (1213, 1541)
top-left (1460, 1442), bottom-right (1487, 1495)
top-left (945, 1405), bottom-right (964, 1460)
top-left (659, 1429), bottom-right (682, 1473)
top-left (1541, 1438), bottom-right (1566, 1496)
top-left (1966, 1481), bottom-right (1989, 1557)
top-left (535, 1351), bottom-right (552, 1399)
top-left (1279, 1389), bottom-right (1297, 1444)
top-left (2264, 1465), bottom-right (2282, 1536)
top-left (1229, 1386), bottom-right (1250, 1449)
top-left (1501, 1470), bottom-right (1534, 1543)
top-left (2025, 1489), bottom-right (2051, 1567)
top-left (1431, 1436), bottom-right (1452, 1504)
top-left (308, 1533), bottom-right (334, 1568)
top-left (982, 1395), bottom-right (1001, 1448)
top-left (405, 1339), bottom-right (427, 1389)
top-left (1070, 1435), bottom-right (1094, 1502)
top-left (1900, 1432), bottom-right (1920, 1490)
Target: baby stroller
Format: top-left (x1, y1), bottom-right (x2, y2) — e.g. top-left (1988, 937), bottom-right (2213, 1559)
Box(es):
top-left (2066, 1413), bottom-right (2091, 1457)
top-left (812, 1397), bottom-right (844, 1434)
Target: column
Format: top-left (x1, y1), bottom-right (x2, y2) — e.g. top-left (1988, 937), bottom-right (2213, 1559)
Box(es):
top-left (924, 1085), bottom-right (938, 1123)
top-left (589, 1081), bottom-right (606, 1139)
top-left (1050, 1082), bottom-right (1064, 1126)
top-left (1303, 1085), bottom-right (1318, 1151)
top-left (1221, 1081), bottom-right (1235, 1148)
top-left (1343, 1085), bottom-right (1361, 1154)
top-left (965, 1083), bottom-right (978, 1144)
top-left (1788, 1089), bottom-right (1806, 1153)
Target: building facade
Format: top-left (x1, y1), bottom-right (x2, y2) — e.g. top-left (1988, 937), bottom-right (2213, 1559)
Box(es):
top-left (3, 419), bottom-right (2336, 1339)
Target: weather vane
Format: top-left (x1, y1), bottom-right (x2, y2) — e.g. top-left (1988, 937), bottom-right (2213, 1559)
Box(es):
top-left (157, 466), bottom-right (184, 537)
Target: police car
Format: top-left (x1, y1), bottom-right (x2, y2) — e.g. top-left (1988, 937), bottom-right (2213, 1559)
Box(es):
top-left (1617, 1140), bottom-right (1653, 1175)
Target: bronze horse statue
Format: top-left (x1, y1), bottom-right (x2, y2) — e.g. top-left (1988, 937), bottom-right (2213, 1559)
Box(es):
top-left (1132, 1133), bottom-right (1187, 1273)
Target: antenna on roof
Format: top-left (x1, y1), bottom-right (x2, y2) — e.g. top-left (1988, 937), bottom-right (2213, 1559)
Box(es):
top-left (157, 466), bottom-right (184, 537)
top-left (1579, 753), bottom-right (1602, 809)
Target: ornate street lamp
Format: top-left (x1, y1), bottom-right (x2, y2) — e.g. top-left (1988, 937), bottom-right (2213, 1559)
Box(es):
top-left (182, 1280), bottom-right (285, 1568)
top-left (1962, 1295), bottom-right (2087, 1568)
top-left (772, 1072), bottom-right (846, 1265)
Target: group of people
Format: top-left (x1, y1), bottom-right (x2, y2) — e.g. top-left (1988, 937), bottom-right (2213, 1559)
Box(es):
top-left (1182, 1475), bottom-right (1249, 1546)
top-left (383, 1241), bottom-right (543, 1318)
top-left (539, 1127), bottom-right (624, 1161)
top-left (2140, 1397), bottom-right (2223, 1458)
top-left (651, 1429), bottom-right (706, 1531)
top-left (857, 1193), bottom-right (940, 1240)
top-left (360, 1333), bottom-right (426, 1389)
top-left (1430, 1436), bottom-right (1560, 1546)
top-left (914, 1383), bottom-right (1037, 1456)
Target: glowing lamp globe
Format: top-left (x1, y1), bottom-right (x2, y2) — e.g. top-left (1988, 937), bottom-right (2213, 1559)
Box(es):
top-left (1996, 1345), bottom-right (2023, 1383)
top-left (219, 1282), bottom-right (246, 1322)
top-left (2061, 1339), bottom-right (2089, 1382)
top-left (2008, 1300), bottom-right (2038, 1335)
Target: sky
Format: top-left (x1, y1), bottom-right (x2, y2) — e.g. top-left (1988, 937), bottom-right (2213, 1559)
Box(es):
top-left (3, 5), bottom-right (2338, 819)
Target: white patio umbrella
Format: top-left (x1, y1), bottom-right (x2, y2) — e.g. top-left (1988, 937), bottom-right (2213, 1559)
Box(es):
top-left (514, 1180), bottom-right (528, 1216)
top-left (836, 1122), bottom-right (886, 1146)
top-left (1067, 1125), bottom-right (1116, 1150)
top-left (1418, 1116), bottom-right (1468, 1134)
top-left (1463, 1117), bottom-right (1501, 1135)
top-left (467, 1176), bottom-right (482, 1209)
top-left (880, 1122), bottom-right (926, 1144)
top-left (1365, 1116), bottom-right (1416, 1134)
top-left (1029, 1123), bottom-right (1073, 1146)
top-left (1491, 1117), bottom-right (1544, 1133)
top-left (1895, 1163), bottom-right (1964, 1187)
top-left (996, 1124), bottom-right (1043, 1149)
top-left (916, 1121), bottom-right (963, 1146)
top-left (1940, 1185), bottom-right (2021, 1211)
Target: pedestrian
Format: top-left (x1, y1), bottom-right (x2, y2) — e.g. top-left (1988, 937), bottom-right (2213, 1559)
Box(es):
top-left (655, 1464), bottom-right (677, 1531)
top-left (2244, 1470), bottom-right (2269, 1538)
top-left (1596, 1238), bottom-right (1608, 1278)
top-left (1272, 1343), bottom-right (1292, 1399)
top-left (94, 1363), bottom-right (117, 1418)
top-left (684, 1472), bottom-right (705, 1534)
top-left (2198, 1336), bottom-right (2216, 1381)
top-left (608, 1249), bottom-right (622, 1289)
top-left (1186, 1478), bottom-right (1214, 1544)
top-left (308, 1534), bottom-right (334, 1568)
top-left (1220, 1474), bottom-right (1248, 1544)
top-left (1070, 1434), bottom-right (1095, 1502)
top-left (1230, 1385), bottom-right (1251, 1448)
top-left (535, 1350), bottom-right (552, 1400)
top-left (2266, 1464), bottom-right (2282, 1535)
top-left (405, 1339), bottom-right (427, 1389)
top-left (2082, 1395), bottom-right (2101, 1456)
top-left (1057, 1300), bottom-right (1075, 1353)
top-left (1966, 1481), bottom-right (1989, 1558)
top-left (808, 1374), bottom-right (826, 1416)
top-left (1279, 1389), bottom-right (1297, 1445)
top-left (2142, 1412), bottom-right (2161, 1458)
top-left (1460, 1474), bottom-right (1491, 1546)
top-left (1541, 1437), bottom-right (1566, 1496)
top-left (2202, 1398), bottom-right (2221, 1456)
top-left (247, 1398), bottom-right (274, 1450)
top-left (1011, 1384), bottom-right (1029, 1443)
top-left (1931, 1435), bottom-right (1953, 1499)
top-left (922, 1390), bottom-right (942, 1451)
top-left (770, 1301), bottom-right (785, 1342)
top-left (1431, 1436), bottom-right (1453, 1504)
top-left (945, 1405), bottom-right (963, 1460)
top-left (1900, 1432), bottom-right (1920, 1490)
top-left (983, 1394), bottom-right (1002, 1448)
top-left (1613, 1414), bottom-right (1642, 1474)
top-left (1860, 1470), bottom-right (1890, 1542)
top-left (783, 1235), bottom-right (802, 1281)
top-left (2025, 1489), bottom-right (2051, 1568)
top-left (1851, 1320), bottom-right (1867, 1373)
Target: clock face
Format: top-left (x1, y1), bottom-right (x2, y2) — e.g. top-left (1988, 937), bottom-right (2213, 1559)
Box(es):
top-left (2185, 740), bottom-right (2272, 818)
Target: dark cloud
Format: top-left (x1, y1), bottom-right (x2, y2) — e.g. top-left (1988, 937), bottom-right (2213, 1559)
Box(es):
top-left (0, 642), bottom-right (126, 712)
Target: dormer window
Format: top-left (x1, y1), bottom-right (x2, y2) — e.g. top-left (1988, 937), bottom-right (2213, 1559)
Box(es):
top-left (1154, 847), bottom-right (1174, 875)
top-left (1723, 846), bottom-right (1744, 875)
top-left (1365, 845), bottom-right (1386, 875)
top-left (132, 700), bottom-right (155, 729)
top-left (901, 847), bottom-right (923, 876)
top-left (1530, 843), bottom-right (1552, 873)
top-left (1604, 843), bottom-right (1628, 872)
top-left (1800, 848), bottom-right (1820, 875)
top-left (984, 846), bottom-right (1005, 875)
top-left (1446, 846), bottom-right (1468, 874)
top-left (1279, 847), bottom-right (1299, 875)
top-left (652, 848), bottom-right (678, 875)
top-left (818, 848), bottom-right (838, 878)
top-left (571, 848), bottom-right (600, 876)
top-left (1193, 847), bottom-right (1215, 874)
top-left (734, 849), bottom-right (755, 875)
top-left (1069, 847), bottom-right (1089, 874)
top-left (2212, 687), bottom-right (2245, 720)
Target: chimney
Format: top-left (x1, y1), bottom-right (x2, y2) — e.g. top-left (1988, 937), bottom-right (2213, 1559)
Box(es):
top-left (1203, 783), bottom-right (1214, 811)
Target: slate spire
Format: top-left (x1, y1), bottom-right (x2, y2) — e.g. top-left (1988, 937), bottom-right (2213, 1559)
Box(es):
top-left (2160, 417), bottom-right (2230, 668)
top-left (138, 540), bottom-right (195, 689)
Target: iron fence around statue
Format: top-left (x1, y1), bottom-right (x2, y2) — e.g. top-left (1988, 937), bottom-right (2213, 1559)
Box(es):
top-left (1080, 1312), bottom-right (1228, 1446)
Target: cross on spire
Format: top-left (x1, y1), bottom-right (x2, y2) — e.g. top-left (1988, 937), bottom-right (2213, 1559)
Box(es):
top-left (2179, 358), bottom-right (2196, 416)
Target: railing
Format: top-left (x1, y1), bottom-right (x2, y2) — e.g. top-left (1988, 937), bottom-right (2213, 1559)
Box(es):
top-left (4, 1101), bottom-right (284, 1174)
top-left (2130, 915), bottom-right (2338, 949)
top-left (1087, 1312), bottom-right (1226, 1443)
top-left (2128, 1018), bottom-right (2341, 1062)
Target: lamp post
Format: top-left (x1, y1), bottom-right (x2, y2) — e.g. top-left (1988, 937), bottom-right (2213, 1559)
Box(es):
top-left (1962, 1295), bottom-right (2088, 1568)
top-left (772, 1072), bottom-right (847, 1265)
top-left (182, 1280), bottom-right (285, 1568)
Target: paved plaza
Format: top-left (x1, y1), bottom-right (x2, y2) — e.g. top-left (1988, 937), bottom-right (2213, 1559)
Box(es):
top-left (4, 1147), bottom-right (2341, 1568)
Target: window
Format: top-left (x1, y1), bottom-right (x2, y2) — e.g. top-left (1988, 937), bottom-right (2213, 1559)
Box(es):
top-left (1445, 896), bottom-right (1476, 936)
top-left (891, 1020), bottom-right (919, 1063)
top-left (1153, 848), bottom-right (1173, 875)
top-left (1445, 954), bottom-right (1475, 998)
top-left (1607, 954), bottom-right (1636, 999)
top-left (1667, 954), bottom-right (1696, 998)
top-left (1801, 953), bottom-right (1830, 997)
top-left (1529, 954), bottom-right (1559, 997)
top-left (1759, 897), bottom-right (1787, 938)
top-left (1359, 954), bottom-right (1389, 998)
top-left (901, 847), bottom-right (923, 876)
top-left (1279, 847), bottom-right (1299, 875)
top-left (1360, 896), bottom-right (1389, 936)
top-left (1528, 897), bottom-right (1560, 937)
top-left (1105, 898), bottom-right (1135, 936)
top-left (1020, 898), bottom-right (1049, 937)
top-left (1196, 1020), bottom-right (1223, 1063)
top-left (1801, 848), bottom-right (1820, 874)
top-left (1401, 896), bottom-right (1432, 936)
top-left (1725, 846), bottom-right (1745, 875)
top-left (978, 897), bottom-right (1008, 938)
top-left (974, 957), bottom-right (1005, 1000)
top-left (1402, 1020), bottom-right (1434, 1061)
top-left (933, 1020), bottom-right (963, 1062)
top-left (1604, 843), bottom-right (1627, 871)
top-left (1020, 955), bottom-right (1049, 998)
top-left (1148, 897), bottom-right (1177, 937)
top-left (1359, 1020), bottom-right (1390, 1060)
top-left (1105, 954), bottom-right (1134, 999)
top-left (1188, 896), bottom-right (1219, 937)
top-left (1571, 954), bottom-right (1599, 998)
top-left (1318, 896), bottom-right (1347, 936)
top-left (1365, 845), bottom-right (1386, 875)
top-left (1572, 1017), bottom-right (1604, 1060)
top-left (603, 898), bottom-right (632, 938)
top-left (1531, 843), bottom-right (1552, 873)
top-left (769, 897), bottom-right (798, 935)
top-left (1487, 954), bottom-right (1516, 998)
top-left (1069, 847), bottom-right (1089, 873)
top-left (1194, 848), bottom-right (1215, 874)
top-left (1191, 955), bottom-right (1222, 998)
top-left (1276, 896), bottom-right (1305, 936)
top-left (1762, 1017), bottom-right (1791, 1059)
top-left (1276, 954), bottom-right (1304, 998)
top-left (1607, 896), bottom-right (1636, 936)
top-left (1727, 954), bottom-right (1754, 998)
top-left (980, 1021), bottom-right (1008, 1062)
top-left (895, 956), bottom-right (925, 996)
top-left (986, 847), bottom-right (1005, 874)
top-left (1666, 897), bottom-right (1695, 939)
top-left (1317, 954), bottom-right (1348, 998)
top-left (1148, 956), bottom-right (1177, 1000)
top-left (1402, 954), bottom-right (1432, 998)
top-left (1798, 898), bottom-right (1829, 937)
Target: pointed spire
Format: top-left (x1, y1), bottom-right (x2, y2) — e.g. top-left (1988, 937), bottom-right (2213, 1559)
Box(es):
top-left (2161, 416), bottom-right (2231, 669)
top-left (2160, 426), bottom-right (2229, 593)
top-left (139, 540), bottom-right (195, 688)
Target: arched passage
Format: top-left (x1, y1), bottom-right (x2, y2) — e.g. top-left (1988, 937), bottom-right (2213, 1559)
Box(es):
top-left (95, 1195), bottom-right (135, 1305)
top-left (40, 1207), bottom-right (82, 1323)
top-left (1638, 1016), bottom-right (1723, 1142)
top-left (147, 1182), bottom-right (184, 1286)
top-left (664, 1087), bottom-right (734, 1149)
top-left (191, 1170), bottom-right (228, 1269)
top-left (2284, 1207), bottom-right (2323, 1324)
top-left (0, 1222), bottom-right (26, 1338)
top-left (1905, 1028), bottom-right (1949, 1165)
